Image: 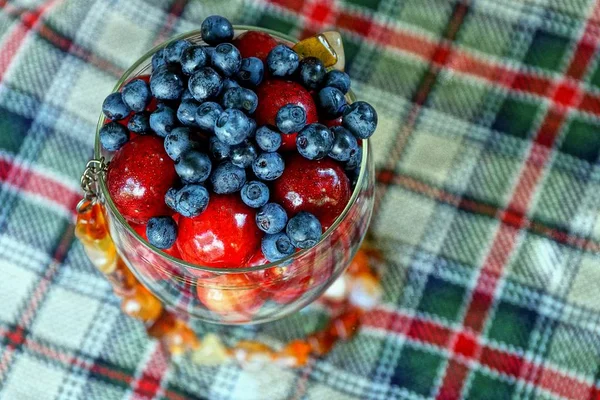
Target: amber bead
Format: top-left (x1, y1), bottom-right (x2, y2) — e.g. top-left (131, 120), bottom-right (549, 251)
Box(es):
top-left (121, 284), bottom-right (163, 322)
top-left (347, 249), bottom-right (371, 276)
top-left (107, 257), bottom-right (138, 296)
top-left (279, 340), bottom-right (311, 366)
top-left (147, 309), bottom-right (177, 338)
top-left (330, 307), bottom-right (362, 340)
top-left (75, 201), bottom-right (117, 274)
top-left (75, 201), bottom-right (110, 240)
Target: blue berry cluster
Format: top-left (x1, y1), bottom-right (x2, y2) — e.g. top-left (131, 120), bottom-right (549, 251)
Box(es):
top-left (99, 15), bottom-right (378, 257)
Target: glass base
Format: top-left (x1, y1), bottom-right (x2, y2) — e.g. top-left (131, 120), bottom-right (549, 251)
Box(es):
top-left (75, 200), bottom-right (382, 367)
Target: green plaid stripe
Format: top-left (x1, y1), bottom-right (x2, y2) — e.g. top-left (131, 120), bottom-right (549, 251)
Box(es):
top-left (1, 0), bottom-right (600, 399)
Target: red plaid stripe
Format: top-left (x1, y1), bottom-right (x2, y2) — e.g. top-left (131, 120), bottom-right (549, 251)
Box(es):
top-left (0, 21), bottom-right (28, 81)
top-left (2, 0), bottom-right (124, 78)
top-left (0, 155), bottom-right (80, 217)
top-left (37, 22), bottom-right (124, 78)
top-left (130, 344), bottom-right (171, 400)
top-left (0, 0), bottom-right (60, 81)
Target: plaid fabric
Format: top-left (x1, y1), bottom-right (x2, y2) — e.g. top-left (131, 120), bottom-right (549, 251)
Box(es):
top-left (1, 0), bottom-right (600, 398)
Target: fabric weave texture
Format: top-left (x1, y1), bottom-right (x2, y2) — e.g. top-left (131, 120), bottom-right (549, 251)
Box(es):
top-left (0, 0), bottom-right (600, 399)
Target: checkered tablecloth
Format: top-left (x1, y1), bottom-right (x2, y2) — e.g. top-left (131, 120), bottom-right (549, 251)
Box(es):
top-left (1, 0), bottom-right (600, 399)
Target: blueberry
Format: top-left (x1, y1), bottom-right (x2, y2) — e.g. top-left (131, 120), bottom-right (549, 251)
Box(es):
top-left (146, 216), bottom-right (178, 249)
top-left (180, 45), bottom-right (208, 75)
top-left (214, 108), bottom-right (252, 145)
top-left (256, 203), bottom-right (288, 234)
top-left (325, 70), bottom-right (351, 94)
top-left (175, 184), bottom-right (210, 218)
top-left (188, 66), bottom-right (223, 102)
top-left (209, 136), bottom-right (231, 161)
top-left (222, 77), bottom-right (240, 91)
top-left (255, 125), bottom-right (281, 152)
top-left (100, 122), bottom-right (129, 151)
top-left (317, 86), bottom-right (347, 118)
top-left (252, 152), bottom-right (285, 181)
top-left (240, 181), bottom-right (269, 208)
top-left (221, 87), bottom-right (258, 114)
top-left (261, 232), bottom-right (295, 262)
top-left (236, 57), bottom-right (264, 87)
top-left (150, 67), bottom-right (184, 100)
top-left (231, 140), bottom-right (258, 168)
top-left (175, 150), bottom-right (212, 183)
top-left (165, 187), bottom-right (179, 211)
top-left (296, 123), bottom-right (334, 160)
top-left (121, 79), bottom-right (151, 112)
top-left (286, 211), bottom-right (322, 249)
top-left (345, 146), bottom-right (362, 170)
top-left (149, 105), bottom-right (177, 137)
top-left (177, 99), bottom-right (200, 127)
top-left (102, 92), bottom-right (130, 120)
top-left (276, 104), bottom-right (306, 134)
top-left (152, 48), bottom-right (167, 70)
top-left (342, 101), bottom-right (378, 139)
top-left (329, 126), bottom-right (358, 162)
top-left (210, 161), bottom-right (246, 194)
top-left (211, 43), bottom-right (242, 77)
top-left (298, 57), bottom-right (325, 89)
top-left (201, 15), bottom-right (234, 45)
top-left (266, 44), bottom-right (299, 77)
top-left (164, 127), bottom-right (197, 161)
top-left (195, 101), bottom-right (222, 132)
top-left (164, 39), bottom-right (192, 64)
top-left (127, 112), bottom-right (150, 134)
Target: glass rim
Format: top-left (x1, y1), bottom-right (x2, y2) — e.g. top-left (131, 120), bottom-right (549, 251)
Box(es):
top-left (94, 25), bottom-right (371, 274)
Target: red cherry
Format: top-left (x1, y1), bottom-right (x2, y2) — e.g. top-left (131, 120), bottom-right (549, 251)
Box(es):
top-left (273, 277), bottom-right (312, 303)
top-left (130, 220), bottom-right (181, 258)
top-left (253, 260), bottom-right (311, 304)
top-left (146, 97), bottom-right (159, 113)
top-left (247, 249), bottom-right (269, 267)
top-left (238, 249), bottom-right (278, 303)
top-left (233, 31), bottom-right (278, 62)
top-left (244, 250), bottom-right (306, 303)
top-left (255, 80), bottom-right (318, 151)
top-left (196, 273), bottom-right (264, 319)
top-left (176, 194), bottom-right (262, 268)
top-left (107, 135), bottom-right (177, 224)
top-left (322, 116), bottom-right (343, 127)
top-left (272, 154), bottom-right (351, 230)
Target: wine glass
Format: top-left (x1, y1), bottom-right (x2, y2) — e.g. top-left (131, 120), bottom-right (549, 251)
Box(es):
top-left (93, 27), bottom-right (375, 325)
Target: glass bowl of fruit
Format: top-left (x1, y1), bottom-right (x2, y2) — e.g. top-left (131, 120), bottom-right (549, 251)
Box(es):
top-left (89, 16), bottom-right (378, 325)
